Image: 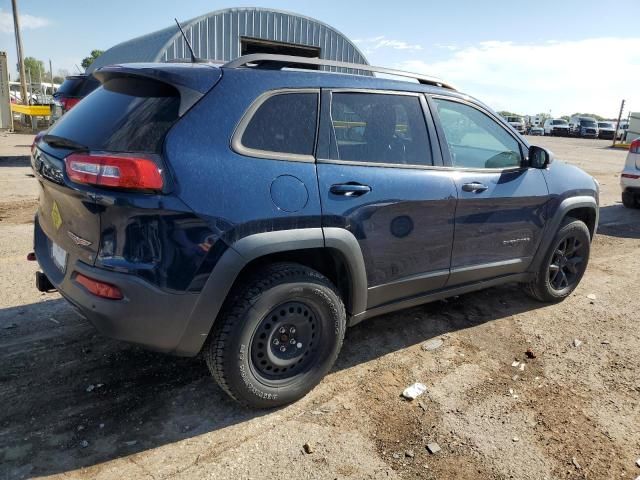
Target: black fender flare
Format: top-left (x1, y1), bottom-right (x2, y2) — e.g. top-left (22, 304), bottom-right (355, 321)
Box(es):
top-left (529, 195), bottom-right (598, 273)
top-left (173, 227), bottom-right (367, 356)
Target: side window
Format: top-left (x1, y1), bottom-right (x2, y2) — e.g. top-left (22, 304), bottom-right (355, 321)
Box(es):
top-left (329, 93), bottom-right (432, 166)
top-left (433, 99), bottom-right (522, 169)
top-left (240, 92), bottom-right (318, 156)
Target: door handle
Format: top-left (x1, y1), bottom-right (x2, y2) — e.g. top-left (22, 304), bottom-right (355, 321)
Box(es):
top-left (330, 183), bottom-right (372, 197)
top-left (461, 182), bottom-right (488, 193)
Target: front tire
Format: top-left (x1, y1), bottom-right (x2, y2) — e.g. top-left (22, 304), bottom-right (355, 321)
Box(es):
top-left (204, 262), bottom-right (346, 408)
top-left (525, 218), bottom-right (591, 302)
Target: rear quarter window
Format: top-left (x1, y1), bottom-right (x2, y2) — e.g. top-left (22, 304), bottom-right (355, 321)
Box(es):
top-left (47, 77), bottom-right (180, 153)
top-left (236, 92), bottom-right (319, 158)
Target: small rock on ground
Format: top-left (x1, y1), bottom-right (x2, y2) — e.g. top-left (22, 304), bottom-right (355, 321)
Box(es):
top-left (426, 443), bottom-right (441, 454)
top-left (422, 338), bottom-right (443, 351)
top-left (303, 443), bottom-right (313, 454)
top-left (573, 338), bottom-right (583, 348)
top-left (402, 383), bottom-right (427, 400)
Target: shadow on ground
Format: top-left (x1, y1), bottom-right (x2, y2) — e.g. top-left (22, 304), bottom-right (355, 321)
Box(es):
top-left (0, 155), bottom-right (30, 167)
top-left (0, 282), bottom-right (544, 479)
top-left (597, 203), bottom-right (640, 239)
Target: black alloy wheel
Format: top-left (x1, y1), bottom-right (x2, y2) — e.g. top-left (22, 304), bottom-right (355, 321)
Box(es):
top-left (548, 235), bottom-right (587, 291)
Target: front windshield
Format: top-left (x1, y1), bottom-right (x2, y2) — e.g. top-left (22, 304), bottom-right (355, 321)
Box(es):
top-left (598, 122), bottom-right (613, 128)
top-left (507, 116), bottom-right (522, 123)
top-left (580, 119), bottom-right (597, 127)
top-left (552, 119), bottom-right (567, 125)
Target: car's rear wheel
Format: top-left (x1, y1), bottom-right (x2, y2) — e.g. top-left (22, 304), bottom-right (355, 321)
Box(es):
top-left (204, 262), bottom-right (346, 408)
top-left (525, 218), bottom-right (590, 302)
top-left (622, 191), bottom-right (639, 209)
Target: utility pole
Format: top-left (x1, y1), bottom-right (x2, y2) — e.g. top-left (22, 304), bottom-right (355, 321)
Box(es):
top-left (10, 0), bottom-right (28, 105)
top-left (613, 99), bottom-right (625, 147)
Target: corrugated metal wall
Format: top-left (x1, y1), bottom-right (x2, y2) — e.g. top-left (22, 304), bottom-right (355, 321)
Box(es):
top-left (162, 8), bottom-right (368, 74)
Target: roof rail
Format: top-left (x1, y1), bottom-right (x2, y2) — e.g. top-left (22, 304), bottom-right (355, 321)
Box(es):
top-left (222, 54), bottom-right (457, 91)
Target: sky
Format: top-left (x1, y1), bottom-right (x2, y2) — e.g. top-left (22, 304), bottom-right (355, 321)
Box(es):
top-left (0, 0), bottom-right (639, 118)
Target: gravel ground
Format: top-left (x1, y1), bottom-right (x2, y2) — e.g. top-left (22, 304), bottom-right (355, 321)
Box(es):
top-left (0, 133), bottom-right (638, 480)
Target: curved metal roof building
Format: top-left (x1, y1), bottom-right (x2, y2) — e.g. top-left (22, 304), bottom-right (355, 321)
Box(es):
top-left (88, 7), bottom-right (369, 73)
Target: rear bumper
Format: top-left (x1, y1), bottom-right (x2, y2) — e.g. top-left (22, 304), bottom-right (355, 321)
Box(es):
top-left (34, 216), bottom-right (201, 355)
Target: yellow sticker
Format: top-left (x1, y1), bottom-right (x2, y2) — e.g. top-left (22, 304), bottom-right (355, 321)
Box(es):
top-left (51, 201), bottom-right (62, 230)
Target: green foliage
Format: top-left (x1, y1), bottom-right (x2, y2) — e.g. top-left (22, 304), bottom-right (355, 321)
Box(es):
top-left (570, 112), bottom-right (606, 121)
top-left (498, 110), bottom-right (521, 118)
top-left (81, 50), bottom-right (104, 69)
top-left (22, 57), bottom-right (46, 81)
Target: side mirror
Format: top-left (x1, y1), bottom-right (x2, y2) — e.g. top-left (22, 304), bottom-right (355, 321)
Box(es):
top-left (529, 145), bottom-right (554, 169)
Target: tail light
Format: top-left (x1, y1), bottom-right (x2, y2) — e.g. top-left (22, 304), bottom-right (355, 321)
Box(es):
top-left (56, 96), bottom-right (80, 112)
top-left (630, 139), bottom-right (640, 154)
top-left (65, 153), bottom-right (163, 191)
top-left (75, 273), bottom-right (123, 300)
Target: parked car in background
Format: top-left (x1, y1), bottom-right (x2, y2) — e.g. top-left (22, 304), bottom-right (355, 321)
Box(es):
top-left (529, 126), bottom-right (543, 136)
top-left (31, 55), bottom-right (599, 408)
top-left (543, 118), bottom-right (570, 136)
top-left (621, 139), bottom-right (640, 208)
top-left (506, 115), bottom-right (526, 133)
top-left (570, 116), bottom-right (599, 138)
top-left (618, 121), bottom-right (629, 141)
top-left (51, 74), bottom-right (100, 121)
top-left (597, 122), bottom-right (616, 140)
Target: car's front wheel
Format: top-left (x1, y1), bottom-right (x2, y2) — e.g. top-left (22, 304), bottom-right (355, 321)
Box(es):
top-left (204, 262), bottom-right (346, 408)
top-left (525, 218), bottom-right (591, 302)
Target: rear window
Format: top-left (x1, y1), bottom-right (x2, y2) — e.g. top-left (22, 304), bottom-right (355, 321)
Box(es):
top-left (552, 119), bottom-right (567, 125)
top-left (55, 78), bottom-right (85, 97)
top-left (239, 92), bottom-right (318, 156)
top-left (48, 77), bottom-right (180, 153)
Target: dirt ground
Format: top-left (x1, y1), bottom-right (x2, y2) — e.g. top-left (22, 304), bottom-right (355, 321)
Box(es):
top-left (1, 132), bottom-right (639, 480)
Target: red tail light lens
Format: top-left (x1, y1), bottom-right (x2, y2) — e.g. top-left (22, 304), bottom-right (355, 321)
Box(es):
top-left (630, 139), bottom-right (640, 154)
top-left (65, 153), bottom-right (163, 191)
top-left (75, 273), bottom-right (123, 300)
top-left (59, 97), bottom-right (80, 112)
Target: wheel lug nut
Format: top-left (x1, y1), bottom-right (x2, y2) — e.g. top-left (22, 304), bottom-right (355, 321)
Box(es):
top-left (280, 346), bottom-right (286, 352)
top-left (290, 327), bottom-right (296, 334)
top-left (290, 338), bottom-right (296, 344)
top-left (279, 327), bottom-right (286, 334)
top-left (273, 339), bottom-right (279, 346)
top-left (296, 342), bottom-right (303, 349)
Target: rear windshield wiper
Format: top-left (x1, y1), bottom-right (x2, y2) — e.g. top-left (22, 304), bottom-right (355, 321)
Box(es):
top-left (42, 134), bottom-right (88, 151)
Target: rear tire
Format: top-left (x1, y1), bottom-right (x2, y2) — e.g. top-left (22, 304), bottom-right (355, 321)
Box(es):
top-left (622, 191), bottom-right (639, 209)
top-left (525, 218), bottom-right (590, 303)
top-left (204, 262), bottom-right (346, 408)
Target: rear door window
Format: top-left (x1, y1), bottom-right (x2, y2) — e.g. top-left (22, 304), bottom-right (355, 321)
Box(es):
top-left (329, 92), bottom-right (432, 166)
top-left (47, 77), bottom-right (180, 153)
top-left (238, 92), bottom-right (319, 158)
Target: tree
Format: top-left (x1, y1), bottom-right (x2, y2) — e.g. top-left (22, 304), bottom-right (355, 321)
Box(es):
top-left (22, 57), bottom-right (46, 81)
top-left (498, 110), bottom-right (521, 118)
top-left (570, 112), bottom-right (605, 121)
top-left (81, 50), bottom-right (104, 69)
top-left (535, 112), bottom-right (551, 123)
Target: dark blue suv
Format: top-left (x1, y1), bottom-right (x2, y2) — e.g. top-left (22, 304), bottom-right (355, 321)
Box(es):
top-left (32, 55), bottom-right (599, 408)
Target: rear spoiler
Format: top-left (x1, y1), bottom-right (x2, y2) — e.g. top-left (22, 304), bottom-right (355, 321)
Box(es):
top-left (93, 63), bottom-right (222, 116)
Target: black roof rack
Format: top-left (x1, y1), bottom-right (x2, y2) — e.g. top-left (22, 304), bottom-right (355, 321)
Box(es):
top-left (222, 54), bottom-right (457, 91)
